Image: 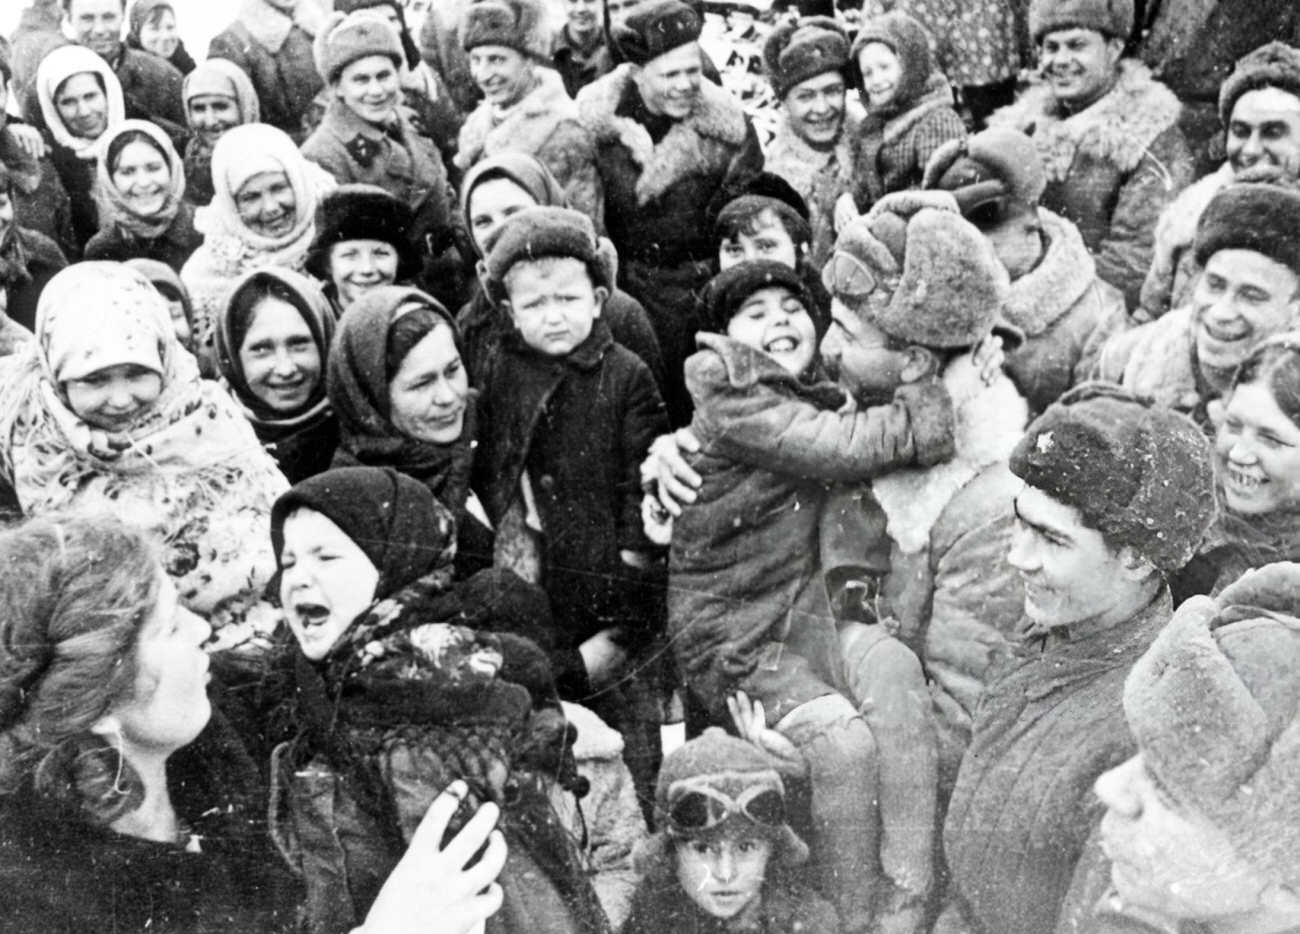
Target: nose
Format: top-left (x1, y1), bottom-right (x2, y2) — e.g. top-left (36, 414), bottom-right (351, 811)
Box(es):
top-left (429, 378), bottom-right (459, 406)
top-left (712, 847), bottom-right (737, 884)
top-left (819, 329), bottom-right (842, 365)
top-left (182, 607), bottom-right (214, 646)
top-left (1240, 129), bottom-right (1263, 160)
top-left (354, 252), bottom-right (377, 274)
top-left (270, 347), bottom-right (298, 376)
top-left (108, 381), bottom-right (135, 409)
top-left (1228, 435), bottom-right (1258, 465)
top-left (1006, 525), bottom-right (1039, 573)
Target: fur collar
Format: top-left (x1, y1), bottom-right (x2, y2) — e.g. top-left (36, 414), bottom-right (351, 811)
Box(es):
top-left (1153, 162), bottom-right (1234, 254)
top-left (237, 0), bottom-right (325, 52)
top-left (990, 60), bottom-right (1182, 182)
top-left (871, 357), bottom-right (1028, 554)
top-left (578, 64), bottom-right (749, 205)
top-left (765, 109), bottom-right (858, 195)
top-left (1003, 209), bottom-right (1098, 336)
top-left (456, 69), bottom-right (580, 171)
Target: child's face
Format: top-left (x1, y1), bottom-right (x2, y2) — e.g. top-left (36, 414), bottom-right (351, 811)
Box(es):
top-left (857, 42), bottom-right (902, 109)
top-left (675, 834), bottom-right (772, 922)
top-left (62, 363), bottom-right (164, 432)
top-left (725, 286), bottom-right (817, 377)
top-left (718, 210), bottom-right (801, 271)
top-left (504, 257), bottom-right (606, 357)
top-left (278, 507), bottom-right (381, 661)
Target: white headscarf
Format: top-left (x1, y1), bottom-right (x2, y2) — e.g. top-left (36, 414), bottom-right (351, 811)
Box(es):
top-left (35, 45), bottom-right (127, 160)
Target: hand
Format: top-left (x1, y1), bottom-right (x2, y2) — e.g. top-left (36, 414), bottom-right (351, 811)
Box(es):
top-left (580, 629), bottom-right (628, 689)
top-left (726, 691), bottom-right (804, 774)
top-left (7, 124), bottom-right (47, 160)
top-left (972, 333), bottom-right (1005, 386)
top-left (834, 191), bottom-right (860, 233)
top-left (640, 494), bottom-right (673, 546)
top-left (360, 781), bottom-right (506, 934)
top-left (639, 428), bottom-right (702, 518)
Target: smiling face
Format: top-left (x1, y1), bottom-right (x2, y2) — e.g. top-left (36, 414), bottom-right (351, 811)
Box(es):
top-left (634, 43), bottom-right (703, 120)
top-left (468, 44), bottom-right (534, 108)
top-left (187, 94), bottom-right (241, 145)
top-left (675, 833), bottom-right (772, 922)
top-left (856, 42), bottom-right (902, 109)
top-left (725, 285), bottom-right (817, 377)
top-left (54, 72), bottom-right (110, 140)
top-left (467, 176), bottom-right (537, 255)
top-left (278, 507), bottom-right (380, 661)
top-left (1226, 87), bottom-right (1300, 175)
top-left (388, 321), bottom-right (470, 444)
top-left (336, 53), bottom-right (401, 125)
top-left (237, 295), bottom-right (322, 413)
top-left (138, 7), bottom-right (179, 60)
top-left (1193, 250), bottom-right (1300, 376)
top-left (820, 298), bottom-right (909, 400)
top-left (66, 0), bottom-right (124, 61)
top-left (565, 0), bottom-right (601, 36)
top-left (783, 70), bottom-right (847, 148)
top-left (718, 209), bottom-right (801, 271)
top-left (234, 170), bottom-right (297, 238)
top-left (329, 239), bottom-right (400, 307)
top-left (1038, 28), bottom-right (1122, 110)
top-left (504, 257), bottom-right (605, 357)
top-left (110, 138), bottom-right (171, 217)
top-left (1215, 381), bottom-right (1300, 517)
top-left (62, 362), bottom-right (164, 432)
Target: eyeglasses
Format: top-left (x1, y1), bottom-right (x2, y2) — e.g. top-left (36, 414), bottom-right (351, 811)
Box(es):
top-left (666, 783), bottom-right (786, 834)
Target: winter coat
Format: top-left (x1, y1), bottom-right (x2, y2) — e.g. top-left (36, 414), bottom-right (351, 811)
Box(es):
top-left (1093, 305), bottom-right (1210, 427)
top-left (896, 0), bottom-right (1020, 89)
top-left (851, 74), bottom-right (967, 210)
top-left (991, 60), bottom-right (1193, 310)
top-left (456, 70), bottom-right (604, 231)
top-left (943, 590), bottom-right (1173, 934)
top-left (552, 28), bottom-right (615, 100)
top-left (1138, 163), bottom-right (1232, 320)
top-left (110, 46), bottom-right (189, 149)
top-left (83, 200), bottom-right (204, 272)
top-left (1, 119), bottom-right (75, 259)
top-left (209, 1), bottom-right (325, 143)
top-left (670, 334), bottom-right (955, 722)
top-left (474, 321), bottom-right (669, 656)
top-left (1171, 507), bottom-right (1300, 604)
top-left (766, 108), bottom-right (860, 269)
top-left (46, 141), bottom-right (99, 254)
top-left (621, 867), bottom-right (840, 934)
top-left (1004, 209), bottom-right (1130, 415)
top-left (0, 225), bottom-right (66, 334)
top-left (577, 64), bottom-right (765, 424)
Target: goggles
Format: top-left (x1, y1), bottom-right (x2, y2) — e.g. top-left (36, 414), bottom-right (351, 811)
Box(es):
top-left (666, 781), bottom-right (786, 835)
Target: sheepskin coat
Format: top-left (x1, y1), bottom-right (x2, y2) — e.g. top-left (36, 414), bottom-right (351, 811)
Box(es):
top-left (1004, 209), bottom-right (1130, 415)
top-left (1093, 305), bottom-right (1209, 426)
top-left (1138, 162), bottom-right (1233, 320)
top-left (943, 590), bottom-right (1173, 934)
top-left (765, 108), bottom-right (860, 269)
top-left (991, 60), bottom-right (1193, 310)
top-left (456, 70), bottom-right (603, 229)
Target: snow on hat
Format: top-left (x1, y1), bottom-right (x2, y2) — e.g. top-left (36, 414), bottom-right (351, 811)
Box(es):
top-left (1028, 0), bottom-right (1134, 43)
top-left (1193, 182), bottom-right (1300, 278)
top-left (1218, 41), bottom-right (1300, 128)
top-left (763, 16), bottom-right (851, 100)
top-left (1009, 382), bottom-right (1215, 571)
top-left (313, 9), bottom-right (405, 84)
top-left (484, 205), bottom-right (616, 294)
top-left (923, 127), bottom-right (1048, 221)
top-left (458, 0), bottom-right (550, 60)
top-left (611, 0), bottom-right (702, 67)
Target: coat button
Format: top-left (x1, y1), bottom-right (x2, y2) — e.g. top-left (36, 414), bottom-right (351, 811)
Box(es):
top-left (539, 474), bottom-right (556, 492)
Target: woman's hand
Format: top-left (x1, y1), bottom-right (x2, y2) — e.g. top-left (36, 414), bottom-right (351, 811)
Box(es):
top-left (640, 428), bottom-right (702, 517)
top-left (727, 691), bottom-right (805, 776)
top-left (972, 333), bottom-right (1005, 386)
top-left (360, 781), bottom-right (506, 934)
top-left (8, 125), bottom-right (47, 160)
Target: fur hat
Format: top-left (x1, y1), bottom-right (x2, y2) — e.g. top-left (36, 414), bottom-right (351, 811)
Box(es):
top-left (313, 9), bottom-right (405, 84)
top-left (923, 127), bottom-right (1048, 222)
top-left (305, 183), bottom-right (420, 282)
top-left (333, 0), bottom-right (422, 68)
top-left (1122, 562), bottom-right (1300, 890)
top-left (1027, 0), bottom-right (1134, 42)
top-left (458, 0), bottom-right (550, 60)
top-left (1218, 41), bottom-right (1300, 131)
top-left (763, 16), bottom-right (851, 100)
top-left (1193, 182), bottom-right (1300, 277)
top-left (824, 191), bottom-right (1015, 350)
top-left (701, 260), bottom-right (815, 333)
top-left (611, 0), bottom-right (702, 67)
top-left (849, 11), bottom-right (933, 109)
top-left (634, 728), bottom-right (809, 874)
top-left (1009, 382), bottom-right (1215, 571)
top-left (484, 206), bottom-right (616, 295)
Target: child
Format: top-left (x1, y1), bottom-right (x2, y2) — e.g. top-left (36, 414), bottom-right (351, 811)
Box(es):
top-left (843, 11), bottom-right (965, 215)
top-left (667, 259), bottom-right (947, 934)
top-left (269, 465), bottom-right (607, 934)
top-left (475, 204), bottom-right (670, 812)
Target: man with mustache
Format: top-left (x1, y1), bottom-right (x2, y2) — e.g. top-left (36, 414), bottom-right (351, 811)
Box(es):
top-left (1140, 42), bottom-right (1300, 320)
top-left (990, 0), bottom-right (1192, 311)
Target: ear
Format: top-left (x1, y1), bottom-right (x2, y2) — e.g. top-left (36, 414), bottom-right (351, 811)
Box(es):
top-left (1115, 545), bottom-right (1157, 583)
top-left (899, 345), bottom-right (938, 383)
top-left (1104, 37), bottom-right (1125, 69)
top-left (592, 285), bottom-right (609, 319)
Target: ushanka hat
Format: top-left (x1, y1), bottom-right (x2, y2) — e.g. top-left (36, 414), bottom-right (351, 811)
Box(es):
top-left (305, 183), bottom-right (420, 282)
top-left (484, 206), bottom-right (617, 295)
top-left (1122, 562), bottom-right (1300, 891)
top-left (1218, 41), bottom-right (1300, 127)
top-left (458, 0), bottom-right (550, 60)
top-left (1009, 382), bottom-right (1215, 571)
top-left (763, 16), bottom-right (851, 100)
top-left (701, 260), bottom-right (815, 333)
top-left (611, 0), bottom-right (702, 67)
top-left (1192, 182), bottom-right (1300, 277)
top-left (923, 127), bottom-right (1048, 222)
top-left (634, 728), bottom-right (809, 873)
top-left (1027, 0), bottom-right (1134, 42)
top-left (313, 9), bottom-right (404, 84)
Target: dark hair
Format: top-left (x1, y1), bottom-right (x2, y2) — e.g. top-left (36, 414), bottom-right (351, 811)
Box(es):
top-left (0, 516), bottom-right (161, 825)
top-left (142, 2), bottom-right (173, 29)
top-left (106, 129), bottom-right (168, 177)
top-left (228, 276), bottom-right (317, 357)
top-left (54, 70), bottom-right (107, 102)
top-left (385, 306), bottom-right (455, 382)
top-left (1232, 338), bottom-right (1300, 430)
top-left (714, 199), bottom-right (813, 254)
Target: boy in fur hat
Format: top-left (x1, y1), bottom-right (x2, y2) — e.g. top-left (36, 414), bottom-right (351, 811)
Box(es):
top-left (621, 727), bottom-right (838, 934)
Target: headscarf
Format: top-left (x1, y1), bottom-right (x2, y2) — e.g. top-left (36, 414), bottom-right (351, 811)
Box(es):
top-left (458, 152), bottom-right (568, 257)
top-left (125, 0), bottom-right (196, 73)
top-left (327, 285), bottom-right (477, 512)
top-left (125, 257), bottom-right (195, 342)
top-left (35, 45), bottom-right (126, 160)
top-left (94, 119), bottom-right (186, 239)
top-left (183, 58), bottom-right (262, 126)
top-left (216, 266), bottom-right (335, 435)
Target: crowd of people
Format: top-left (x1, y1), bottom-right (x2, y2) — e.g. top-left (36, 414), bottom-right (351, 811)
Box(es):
top-left (0, 0), bottom-right (1299, 932)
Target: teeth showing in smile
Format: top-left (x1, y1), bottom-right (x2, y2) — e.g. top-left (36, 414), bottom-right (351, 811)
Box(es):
top-left (1227, 466), bottom-right (1267, 491)
top-left (766, 337), bottom-right (797, 353)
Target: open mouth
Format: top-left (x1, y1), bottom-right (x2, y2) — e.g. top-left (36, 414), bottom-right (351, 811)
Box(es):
top-left (1203, 321), bottom-right (1250, 343)
top-left (293, 601), bottom-right (331, 629)
top-left (764, 335), bottom-right (799, 354)
top-left (1225, 464), bottom-right (1268, 492)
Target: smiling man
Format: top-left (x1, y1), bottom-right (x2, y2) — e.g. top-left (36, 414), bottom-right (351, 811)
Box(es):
top-left (1097, 182), bottom-right (1300, 429)
top-left (990, 0), bottom-right (1191, 310)
top-left (941, 384), bottom-right (1216, 934)
top-left (551, 0), bottom-right (613, 97)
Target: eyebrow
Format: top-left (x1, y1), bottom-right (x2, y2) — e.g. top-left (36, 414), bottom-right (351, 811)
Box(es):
top-left (1012, 496), bottom-right (1074, 545)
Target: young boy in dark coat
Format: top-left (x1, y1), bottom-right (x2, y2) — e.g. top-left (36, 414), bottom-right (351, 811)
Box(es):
top-left (474, 205), bottom-right (670, 814)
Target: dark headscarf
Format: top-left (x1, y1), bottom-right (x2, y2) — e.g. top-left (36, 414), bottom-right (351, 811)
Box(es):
top-left (459, 152), bottom-right (569, 257)
top-left (326, 286), bottom-right (477, 514)
top-left (125, 0), bottom-right (196, 74)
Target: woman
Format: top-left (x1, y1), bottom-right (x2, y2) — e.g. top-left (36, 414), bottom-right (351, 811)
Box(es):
top-left (182, 122), bottom-right (335, 366)
top-left (181, 59), bottom-right (261, 207)
top-left (0, 513), bottom-right (509, 934)
top-left (0, 162), bottom-right (66, 334)
top-left (126, 257), bottom-right (198, 356)
top-left (35, 44), bottom-right (126, 253)
top-left (216, 267), bottom-right (339, 483)
top-left (304, 183), bottom-right (422, 317)
top-left (84, 119), bottom-right (202, 270)
top-left (457, 153), bottom-right (664, 391)
top-left (1174, 336), bottom-right (1300, 601)
top-left (0, 262), bottom-right (288, 649)
top-left (126, 0), bottom-right (197, 76)
top-left (301, 11), bottom-right (455, 233)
